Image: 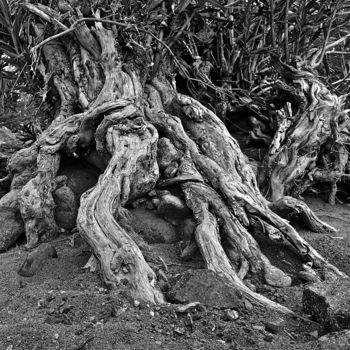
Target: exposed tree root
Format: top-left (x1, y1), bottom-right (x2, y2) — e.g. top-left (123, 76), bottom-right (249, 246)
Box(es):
top-left (269, 196), bottom-right (336, 233)
top-left (260, 58), bottom-right (350, 202)
top-left (77, 119), bottom-right (164, 303)
top-left (2, 5), bottom-right (348, 313)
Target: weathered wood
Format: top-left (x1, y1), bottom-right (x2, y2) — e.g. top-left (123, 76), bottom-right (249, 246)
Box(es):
top-left (77, 120), bottom-right (164, 303)
top-left (5, 4), bottom-right (348, 313)
top-left (146, 82), bottom-right (345, 285)
top-left (269, 196), bottom-right (336, 233)
top-left (261, 58), bottom-right (350, 202)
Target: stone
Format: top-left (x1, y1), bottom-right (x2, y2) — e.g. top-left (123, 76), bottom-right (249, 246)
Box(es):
top-left (167, 269), bottom-right (243, 309)
top-left (53, 185), bottom-right (78, 230)
top-left (155, 193), bottom-right (191, 225)
top-left (17, 243), bottom-right (57, 277)
top-left (0, 207), bottom-right (24, 252)
top-left (264, 265), bottom-right (292, 287)
top-left (177, 302), bottom-right (201, 313)
top-left (223, 309), bottom-right (239, 321)
top-left (303, 279), bottom-right (350, 332)
top-left (129, 208), bottom-right (179, 244)
top-left (264, 317), bottom-right (285, 334)
top-left (317, 330), bottom-right (350, 350)
top-left (174, 327), bottom-right (185, 335)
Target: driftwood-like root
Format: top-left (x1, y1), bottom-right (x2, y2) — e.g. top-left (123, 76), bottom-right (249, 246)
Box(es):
top-left (144, 81), bottom-right (346, 311)
top-left (78, 120), bottom-right (164, 303)
top-left (261, 58), bottom-right (350, 202)
top-left (269, 196), bottom-right (336, 233)
top-left (4, 7), bottom-right (348, 314)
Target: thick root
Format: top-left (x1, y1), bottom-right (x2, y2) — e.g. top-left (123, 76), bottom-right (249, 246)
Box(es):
top-left (269, 196), bottom-right (336, 233)
top-left (77, 118), bottom-right (164, 303)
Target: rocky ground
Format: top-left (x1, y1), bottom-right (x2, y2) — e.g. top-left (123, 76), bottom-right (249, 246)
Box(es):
top-left (0, 196), bottom-right (350, 350)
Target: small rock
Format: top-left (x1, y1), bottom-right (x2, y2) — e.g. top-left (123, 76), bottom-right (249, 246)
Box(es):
top-left (244, 299), bottom-right (253, 310)
top-left (17, 243), bottom-right (57, 277)
top-left (53, 185), bottom-right (78, 230)
top-left (148, 190), bottom-right (157, 197)
top-left (252, 325), bottom-right (265, 331)
top-left (89, 316), bottom-right (96, 323)
top-left (168, 269), bottom-right (243, 309)
top-left (303, 279), bottom-right (350, 331)
top-left (128, 209), bottom-right (179, 244)
top-left (174, 327), bottom-right (185, 335)
top-left (223, 309), bottom-right (239, 321)
top-left (264, 317), bottom-right (285, 334)
top-left (317, 329), bottom-right (350, 350)
top-left (150, 310), bottom-right (155, 317)
top-left (264, 266), bottom-right (292, 287)
top-left (156, 193), bottom-right (191, 223)
top-left (155, 341), bottom-right (162, 346)
top-left (54, 333), bottom-right (59, 340)
top-left (177, 302), bottom-right (201, 313)
top-left (134, 300), bottom-right (140, 307)
top-left (47, 308), bottom-right (55, 315)
top-left (309, 330), bottom-right (319, 339)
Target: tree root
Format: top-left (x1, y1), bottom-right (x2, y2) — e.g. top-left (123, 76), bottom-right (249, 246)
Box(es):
top-left (3, 11), bottom-right (348, 313)
top-left (77, 120), bottom-right (164, 303)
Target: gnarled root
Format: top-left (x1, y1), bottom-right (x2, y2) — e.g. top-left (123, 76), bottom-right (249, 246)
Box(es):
top-left (269, 196), bottom-right (336, 233)
top-left (77, 118), bottom-right (164, 303)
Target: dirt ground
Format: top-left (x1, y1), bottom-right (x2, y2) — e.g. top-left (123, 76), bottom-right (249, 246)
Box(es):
top-left (0, 196), bottom-right (349, 350)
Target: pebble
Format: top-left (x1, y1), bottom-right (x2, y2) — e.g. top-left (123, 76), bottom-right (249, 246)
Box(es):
top-left (54, 333), bottom-right (59, 340)
top-left (134, 300), bottom-right (140, 307)
top-left (264, 318), bottom-right (285, 334)
top-left (174, 327), bottom-right (185, 335)
top-left (47, 308), bottom-right (55, 315)
top-left (148, 190), bottom-right (157, 197)
top-left (223, 309), bottom-right (239, 321)
top-left (150, 310), bottom-right (155, 317)
top-left (244, 299), bottom-right (253, 310)
top-left (308, 330), bottom-right (318, 339)
top-left (177, 302), bottom-right (201, 313)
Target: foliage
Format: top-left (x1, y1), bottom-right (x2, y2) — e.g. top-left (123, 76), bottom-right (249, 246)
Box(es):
top-left (1, 0), bottom-right (350, 181)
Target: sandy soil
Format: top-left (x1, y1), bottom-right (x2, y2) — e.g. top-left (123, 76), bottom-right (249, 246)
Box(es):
top-left (0, 197), bottom-right (349, 350)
